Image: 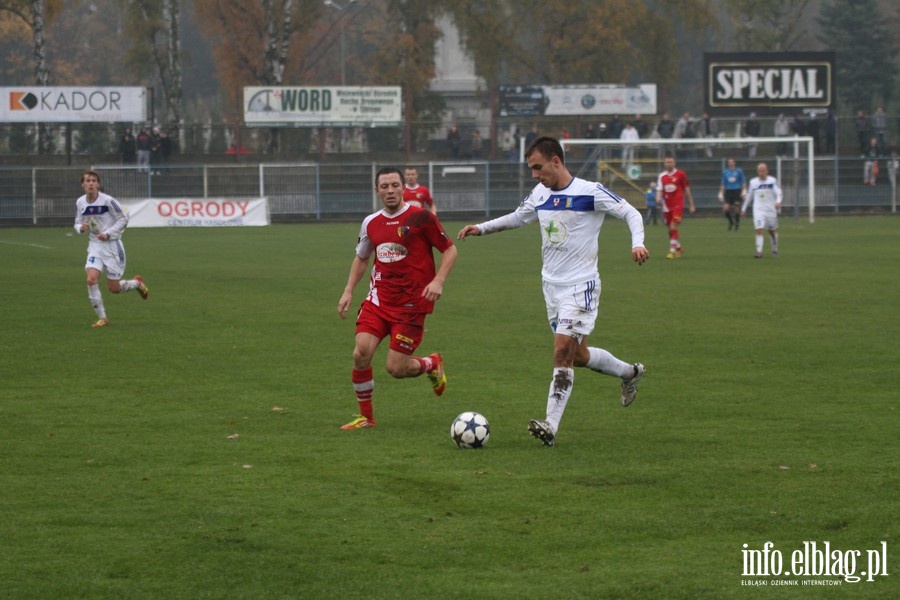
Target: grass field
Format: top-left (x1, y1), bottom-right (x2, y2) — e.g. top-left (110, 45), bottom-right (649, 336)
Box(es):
top-left (1, 215), bottom-right (897, 599)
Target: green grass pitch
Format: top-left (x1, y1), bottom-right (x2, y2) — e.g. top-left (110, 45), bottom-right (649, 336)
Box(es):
top-left (1, 215), bottom-right (897, 598)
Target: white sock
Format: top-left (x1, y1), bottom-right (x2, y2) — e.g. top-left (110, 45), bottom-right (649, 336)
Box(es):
top-left (585, 347), bottom-right (632, 378)
top-left (545, 368), bottom-right (574, 433)
top-left (770, 232), bottom-right (778, 253)
top-left (755, 234), bottom-right (764, 254)
top-left (88, 284), bottom-right (106, 319)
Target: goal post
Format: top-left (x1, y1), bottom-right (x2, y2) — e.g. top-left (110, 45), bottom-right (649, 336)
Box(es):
top-left (530, 136), bottom-right (818, 223)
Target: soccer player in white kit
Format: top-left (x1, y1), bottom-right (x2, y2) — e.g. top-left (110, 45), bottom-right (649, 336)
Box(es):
top-left (74, 170), bottom-right (149, 327)
top-left (741, 163), bottom-right (783, 258)
top-left (457, 136), bottom-right (649, 446)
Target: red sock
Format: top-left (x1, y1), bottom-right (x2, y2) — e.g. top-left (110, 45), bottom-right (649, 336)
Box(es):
top-left (352, 367), bottom-right (374, 420)
top-left (412, 356), bottom-right (431, 375)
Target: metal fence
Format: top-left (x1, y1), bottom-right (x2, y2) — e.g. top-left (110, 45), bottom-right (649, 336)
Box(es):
top-left (1, 154), bottom-right (896, 226)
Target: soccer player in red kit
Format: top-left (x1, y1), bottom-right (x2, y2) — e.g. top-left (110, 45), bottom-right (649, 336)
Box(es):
top-left (656, 154), bottom-right (696, 259)
top-left (337, 167), bottom-right (458, 430)
top-left (403, 167), bottom-right (437, 214)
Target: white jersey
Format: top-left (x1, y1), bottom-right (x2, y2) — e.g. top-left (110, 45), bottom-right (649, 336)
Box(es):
top-left (74, 192), bottom-right (129, 241)
top-left (742, 176), bottom-right (782, 217)
top-left (478, 177), bottom-right (644, 285)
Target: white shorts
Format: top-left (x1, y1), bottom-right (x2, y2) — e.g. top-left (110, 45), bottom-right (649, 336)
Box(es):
top-left (85, 239), bottom-right (127, 280)
top-left (542, 279), bottom-right (600, 340)
top-left (753, 213), bottom-right (778, 231)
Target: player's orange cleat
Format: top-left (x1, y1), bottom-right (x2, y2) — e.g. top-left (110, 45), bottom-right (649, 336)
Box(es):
top-left (92, 319), bottom-right (110, 328)
top-left (340, 415), bottom-right (376, 430)
top-left (426, 352), bottom-right (446, 396)
top-left (134, 275), bottom-right (149, 300)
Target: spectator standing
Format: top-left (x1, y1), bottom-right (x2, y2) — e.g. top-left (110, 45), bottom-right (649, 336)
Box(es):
top-left (774, 113), bottom-right (791, 156)
top-left (872, 107), bottom-right (887, 155)
top-left (456, 136), bottom-right (648, 447)
top-left (447, 125), bottom-right (461, 159)
top-left (118, 127), bottom-right (136, 164)
top-left (73, 170), bottom-right (149, 328)
top-left (863, 137), bottom-right (880, 186)
top-left (657, 154), bottom-right (696, 259)
top-left (136, 127), bottom-right (151, 173)
top-left (337, 167), bottom-right (457, 430)
top-left (741, 163), bottom-right (783, 258)
top-left (524, 124), bottom-right (540, 150)
top-left (855, 110), bottom-right (871, 156)
top-left (620, 121), bottom-right (639, 167)
top-left (149, 127), bottom-right (162, 175)
top-left (807, 113), bottom-right (821, 154)
top-left (824, 112), bottom-right (837, 155)
top-left (743, 112), bottom-right (761, 158)
top-left (633, 114), bottom-right (649, 139)
top-left (698, 112), bottom-right (717, 158)
top-left (608, 115), bottom-right (624, 161)
top-left (159, 129), bottom-right (173, 172)
top-left (656, 112), bottom-right (675, 158)
top-left (470, 129), bottom-right (483, 159)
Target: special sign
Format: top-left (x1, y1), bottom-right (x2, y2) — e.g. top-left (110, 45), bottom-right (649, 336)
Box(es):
top-left (705, 52), bottom-right (834, 115)
top-left (243, 86), bottom-right (402, 127)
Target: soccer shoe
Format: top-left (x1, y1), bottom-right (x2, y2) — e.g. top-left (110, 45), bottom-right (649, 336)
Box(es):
top-left (528, 419), bottom-right (556, 447)
top-left (665, 252), bottom-right (676, 260)
top-left (754, 253), bottom-right (762, 258)
top-left (91, 319), bottom-right (110, 328)
top-left (134, 275), bottom-right (149, 300)
top-left (675, 247), bottom-right (684, 257)
top-left (426, 353), bottom-right (446, 396)
top-left (772, 250), bottom-right (779, 257)
top-left (340, 415), bottom-right (376, 430)
top-left (621, 363), bottom-right (645, 407)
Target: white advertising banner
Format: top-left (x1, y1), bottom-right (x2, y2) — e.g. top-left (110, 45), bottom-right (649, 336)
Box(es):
top-left (543, 84), bottom-right (657, 116)
top-left (244, 86), bottom-right (402, 127)
top-left (122, 198), bottom-right (269, 228)
top-left (0, 87), bottom-right (147, 122)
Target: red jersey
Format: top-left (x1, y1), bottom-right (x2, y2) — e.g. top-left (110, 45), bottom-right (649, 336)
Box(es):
top-left (403, 184), bottom-right (434, 211)
top-left (657, 169), bottom-right (690, 209)
top-left (356, 205), bottom-right (452, 314)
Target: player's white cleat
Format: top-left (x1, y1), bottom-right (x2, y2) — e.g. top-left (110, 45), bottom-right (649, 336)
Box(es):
top-left (528, 419), bottom-right (556, 447)
top-left (621, 363), bottom-right (645, 407)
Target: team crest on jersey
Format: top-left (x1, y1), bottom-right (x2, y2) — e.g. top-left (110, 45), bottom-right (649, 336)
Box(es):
top-left (551, 198), bottom-right (573, 209)
top-left (397, 226), bottom-right (410, 237)
top-left (376, 242), bottom-right (407, 263)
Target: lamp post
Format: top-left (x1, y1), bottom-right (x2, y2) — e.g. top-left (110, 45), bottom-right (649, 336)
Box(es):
top-left (324, 0), bottom-right (355, 85)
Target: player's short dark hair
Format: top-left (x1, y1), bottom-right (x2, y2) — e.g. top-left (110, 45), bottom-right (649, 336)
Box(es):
top-left (81, 169), bottom-right (101, 183)
top-left (525, 136), bottom-right (565, 165)
top-left (375, 166), bottom-right (403, 185)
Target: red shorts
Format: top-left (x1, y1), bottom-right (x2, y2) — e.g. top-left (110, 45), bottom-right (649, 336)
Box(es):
top-left (664, 207), bottom-right (683, 226)
top-left (355, 300), bottom-right (425, 355)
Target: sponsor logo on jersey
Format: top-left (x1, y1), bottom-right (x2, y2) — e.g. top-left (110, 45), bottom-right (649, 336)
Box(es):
top-left (376, 242), bottom-right (407, 263)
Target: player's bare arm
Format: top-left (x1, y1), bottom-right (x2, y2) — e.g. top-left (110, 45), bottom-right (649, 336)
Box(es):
top-left (421, 245), bottom-right (458, 302)
top-left (338, 256), bottom-right (369, 319)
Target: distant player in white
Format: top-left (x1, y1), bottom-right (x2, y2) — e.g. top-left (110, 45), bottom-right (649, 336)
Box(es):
top-left (74, 170), bottom-right (149, 327)
top-left (458, 136), bottom-right (648, 446)
top-left (741, 163), bottom-right (783, 258)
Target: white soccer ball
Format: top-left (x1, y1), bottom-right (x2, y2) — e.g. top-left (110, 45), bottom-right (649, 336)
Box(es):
top-left (450, 411), bottom-right (490, 449)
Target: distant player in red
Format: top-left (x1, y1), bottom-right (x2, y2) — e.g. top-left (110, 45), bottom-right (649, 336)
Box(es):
top-left (656, 154), bottom-right (696, 259)
top-left (337, 167), bottom-right (458, 430)
top-left (403, 167), bottom-right (437, 214)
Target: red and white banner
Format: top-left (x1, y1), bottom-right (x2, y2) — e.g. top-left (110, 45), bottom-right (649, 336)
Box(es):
top-left (121, 198), bottom-right (269, 227)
